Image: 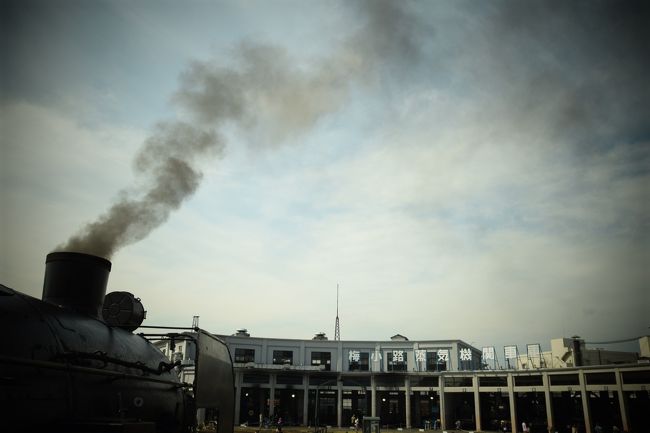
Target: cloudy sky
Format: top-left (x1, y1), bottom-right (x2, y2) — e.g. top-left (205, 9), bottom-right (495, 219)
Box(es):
top-left (1, 0), bottom-right (648, 360)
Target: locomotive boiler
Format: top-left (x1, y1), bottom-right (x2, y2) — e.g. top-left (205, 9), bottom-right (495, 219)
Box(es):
top-left (0, 252), bottom-right (234, 433)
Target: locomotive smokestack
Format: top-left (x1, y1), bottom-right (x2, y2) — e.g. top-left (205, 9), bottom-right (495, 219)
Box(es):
top-left (42, 252), bottom-right (112, 319)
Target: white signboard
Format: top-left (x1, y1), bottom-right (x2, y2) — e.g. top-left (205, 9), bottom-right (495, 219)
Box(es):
top-left (527, 344), bottom-right (541, 358)
top-left (504, 345), bottom-right (518, 360)
top-left (371, 349), bottom-right (382, 362)
top-left (482, 347), bottom-right (495, 360)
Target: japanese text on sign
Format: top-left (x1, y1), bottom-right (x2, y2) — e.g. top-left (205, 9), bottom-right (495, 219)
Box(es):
top-left (527, 344), bottom-right (541, 358)
top-left (504, 345), bottom-right (518, 359)
top-left (482, 347), bottom-right (495, 360)
top-left (459, 348), bottom-right (472, 361)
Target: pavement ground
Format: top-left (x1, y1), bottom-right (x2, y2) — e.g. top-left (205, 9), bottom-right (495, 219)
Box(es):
top-left (220, 427), bottom-right (502, 433)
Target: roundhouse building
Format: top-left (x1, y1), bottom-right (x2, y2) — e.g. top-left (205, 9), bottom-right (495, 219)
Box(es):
top-left (219, 331), bottom-right (650, 433)
top-left (220, 331), bottom-right (482, 429)
top-left (159, 331), bottom-right (650, 433)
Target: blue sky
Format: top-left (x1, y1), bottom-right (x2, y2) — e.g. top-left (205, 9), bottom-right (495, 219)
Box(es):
top-left (1, 0), bottom-right (648, 359)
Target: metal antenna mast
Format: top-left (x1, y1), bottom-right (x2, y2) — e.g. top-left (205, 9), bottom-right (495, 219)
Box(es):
top-left (334, 283), bottom-right (341, 341)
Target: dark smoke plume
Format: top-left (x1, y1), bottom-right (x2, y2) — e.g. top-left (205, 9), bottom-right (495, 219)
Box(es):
top-left (59, 0), bottom-right (424, 258)
top-left (485, 0), bottom-right (650, 147)
top-left (60, 122), bottom-right (221, 257)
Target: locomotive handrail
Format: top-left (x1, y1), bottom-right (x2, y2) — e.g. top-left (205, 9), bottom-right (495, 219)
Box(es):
top-left (138, 332), bottom-right (197, 338)
top-left (0, 354), bottom-right (191, 387)
top-left (53, 350), bottom-right (179, 376)
top-left (137, 325), bottom-right (200, 330)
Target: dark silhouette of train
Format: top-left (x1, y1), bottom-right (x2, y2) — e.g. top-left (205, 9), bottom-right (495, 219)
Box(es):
top-left (0, 252), bottom-right (234, 433)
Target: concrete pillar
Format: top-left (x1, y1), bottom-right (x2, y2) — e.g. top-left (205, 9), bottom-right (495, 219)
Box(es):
top-left (542, 372), bottom-right (554, 431)
top-left (405, 377), bottom-right (412, 428)
top-left (303, 374), bottom-right (309, 426)
top-left (337, 377), bottom-right (343, 427)
top-left (234, 371), bottom-right (242, 425)
top-left (578, 371), bottom-right (592, 433)
top-left (371, 374), bottom-right (377, 417)
top-left (615, 369), bottom-right (630, 432)
top-left (473, 375), bottom-right (481, 432)
top-left (300, 341), bottom-right (305, 367)
top-left (414, 391), bottom-right (421, 428)
top-left (508, 373), bottom-right (518, 433)
top-left (439, 375), bottom-right (446, 430)
top-left (269, 374), bottom-right (276, 417)
top-left (258, 387), bottom-right (265, 419)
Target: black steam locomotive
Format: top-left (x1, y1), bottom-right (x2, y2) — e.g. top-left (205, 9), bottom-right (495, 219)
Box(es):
top-left (0, 252), bottom-right (234, 433)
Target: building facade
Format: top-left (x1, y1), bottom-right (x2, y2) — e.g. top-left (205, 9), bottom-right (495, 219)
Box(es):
top-left (220, 332), bottom-right (481, 426)
top-left (156, 332), bottom-right (650, 433)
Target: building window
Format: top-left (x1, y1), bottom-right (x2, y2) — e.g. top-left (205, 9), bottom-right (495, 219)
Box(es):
top-left (444, 376), bottom-right (473, 387)
top-left (514, 375), bottom-right (543, 386)
top-left (234, 348), bottom-right (255, 363)
top-left (387, 350), bottom-right (407, 371)
top-left (273, 350), bottom-right (293, 365)
top-left (349, 352), bottom-right (370, 371)
top-left (426, 351), bottom-right (447, 371)
top-left (311, 352), bottom-right (332, 371)
top-left (277, 374), bottom-right (303, 385)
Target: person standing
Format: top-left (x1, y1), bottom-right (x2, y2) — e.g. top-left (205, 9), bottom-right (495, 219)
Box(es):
top-left (522, 421), bottom-right (530, 432)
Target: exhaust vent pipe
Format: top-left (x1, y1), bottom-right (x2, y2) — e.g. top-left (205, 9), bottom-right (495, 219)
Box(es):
top-left (571, 335), bottom-right (583, 367)
top-left (42, 252), bottom-right (111, 318)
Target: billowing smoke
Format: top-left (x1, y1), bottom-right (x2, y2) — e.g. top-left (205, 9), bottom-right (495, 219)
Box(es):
top-left (59, 0), bottom-right (424, 258)
top-left (483, 0), bottom-right (650, 147)
top-left (60, 122), bottom-right (222, 257)
top-left (174, 0), bottom-right (422, 140)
